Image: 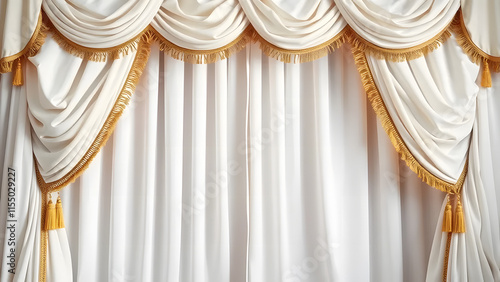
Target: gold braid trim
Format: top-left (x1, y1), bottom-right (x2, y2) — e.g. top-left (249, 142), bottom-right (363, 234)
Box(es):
top-left (346, 21), bottom-right (453, 62)
top-left (0, 13), bottom-right (48, 73)
top-left (351, 48), bottom-right (468, 194)
top-left (442, 232), bottom-right (453, 282)
top-left (252, 27), bottom-right (348, 64)
top-left (145, 26), bottom-right (254, 64)
top-left (35, 39), bottom-right (151, 194)
top-left (39, 191), bottom-right (48, 282)
top-left (451, 10), bottom-right (500, 72)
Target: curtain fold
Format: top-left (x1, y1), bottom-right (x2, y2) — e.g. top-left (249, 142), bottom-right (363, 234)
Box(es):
top-left (27, 34), bottom-right (138, 185)
top-left (38, 43), bottom-right (444, 282)
top-left (334, 0), bottom-right (459, 49)
top-left (364, 34), bottom-right (478, 186)
top-left (0, 0), bottom-right (43, 72)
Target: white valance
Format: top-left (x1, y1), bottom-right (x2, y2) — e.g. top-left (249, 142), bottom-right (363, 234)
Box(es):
top-left (334, 0), bottom-right (460, 49)
top-left (239, 0), bottom-right (346, 49)
top-left (27, 35), bottom-right (140, 185)
top-left (151, 0), bottom-right (249, 51)
top-left (42, 0), bottom-right (162, 48)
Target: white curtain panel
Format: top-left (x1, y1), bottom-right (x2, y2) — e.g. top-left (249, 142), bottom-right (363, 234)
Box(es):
top-left (42, 0), bottom-right (162, 48)
top-left (0, 72), bottom-right (41, 282)
top-left (27, 35), bottom-right (138, 183)
top-left (29, 43), bottom-right (445, 282)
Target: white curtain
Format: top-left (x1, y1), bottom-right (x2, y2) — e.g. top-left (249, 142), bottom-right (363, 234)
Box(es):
top-left (1, 1), bottom-right (500, 282)
top-left (23, 43), bottom-right (444, 282)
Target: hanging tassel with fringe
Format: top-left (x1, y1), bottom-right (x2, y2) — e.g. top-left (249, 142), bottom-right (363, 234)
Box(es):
top-left (44, 194), bottom-right (57, 230)
top-left (55, 193), bottom-right (65, 229)
top-left (442, 194), bottom-right (453, 232)
top-left (481, 60), bottom-right (492, 88)
top-left (12, 58), bottom-right (24, 86)
top-left (453, 195), bottom-right (466, 233)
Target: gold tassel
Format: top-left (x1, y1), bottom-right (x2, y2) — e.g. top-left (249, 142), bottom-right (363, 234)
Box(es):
top-left (44, 198), bottom-right (56, 230)
top-left (442, 194), bottom-right (453, 232)
top-left (12, 58), bottom-right (24, 86)
top-left (481, 60), bottom-right (492, 88)
top-left (55, 195), bottom-right (65, 229)
top-left (453, 195), bottom-right (466, 233)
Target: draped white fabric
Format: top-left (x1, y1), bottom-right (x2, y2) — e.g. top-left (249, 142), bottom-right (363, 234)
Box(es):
top-left (0, 72), bottom-right (41, 282)
top-left (239, 0), bottom-right (346, 49)
top-left (366, 35), bottom-right (478, 183)
top-left (0, 0), bottom-right (42, 60)
top-left (366, 36), bottom-right (500, 281)
top-left (44, 44), bottom-right (445, 282)
top-left (461, 0), bottom-right (500, 57)
top-left (151, 0), bottom-right (249, 50)
top-left (334, 0), bottom-right (460, 48)
top-left (27, 35), bottom-right (137, 183)
top-left (42, 0), bottom-right (162, 48)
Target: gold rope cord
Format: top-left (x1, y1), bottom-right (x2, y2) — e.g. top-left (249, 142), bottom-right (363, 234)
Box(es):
top-left (452, 10), bottom-right (500, 72)
top-left (351, 48), bottom-right (468, 194)
top-left (39, 191), bottom-right (48, 282)
top-left (252, 27), bottom-right (348, 64)
top-left (442, 232), bottom-right (453, 282)
top-left (0, 13), bottom-right (48, 73)
top-left (346, 21), bottom-right (453, 62)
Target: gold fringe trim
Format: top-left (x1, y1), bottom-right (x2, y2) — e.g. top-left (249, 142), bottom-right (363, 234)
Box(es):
top-left (0, 13), bottom-right (48, 73)
top-left (451, 10), bottom-right (500, 72)
top-left (46, 19), bottom-right (144, 62)
top-left (346, 21), bottom-right (453, 62)
top-left (351, 48), bottom-right (468, 194)
top-left (35, 39), bottom-right (151, 193)
top-left (145, 26), bottom-right (254, 64)
top-left (252, 27), bottom-right (348, 63)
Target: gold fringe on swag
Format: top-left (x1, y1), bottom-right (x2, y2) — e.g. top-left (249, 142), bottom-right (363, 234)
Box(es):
top-left (46, 20), bottom-right (254, 64)
top-left (452, 10), bottom-right (500, 88)
top-left (346, 22), bottom-right (453, 62)
top-left (0, 13), bottom-right (48, 85)
top-left (36, 37), bottom-right (152, 282)
top-left (252, 28), bottom-right (348, 64)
